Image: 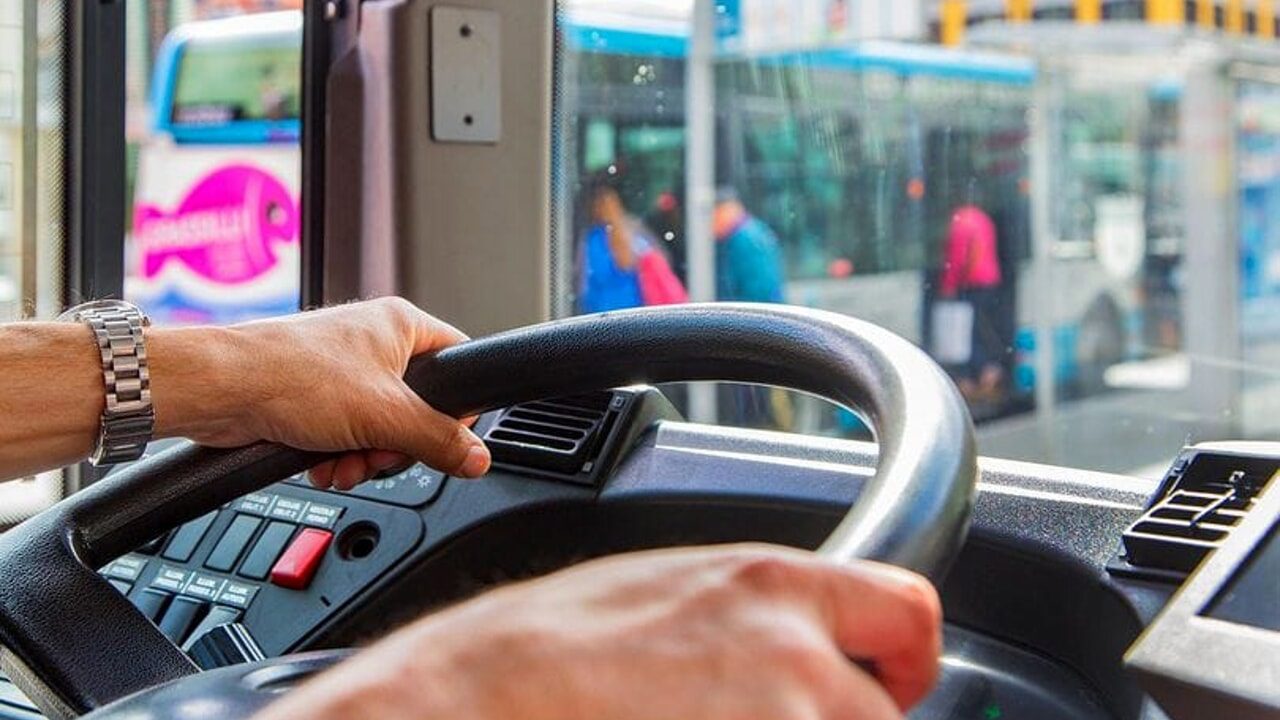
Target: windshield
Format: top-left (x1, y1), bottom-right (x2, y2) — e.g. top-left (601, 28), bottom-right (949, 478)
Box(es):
top-left (552, 1), bottom-right (1280, 477)
top-left (170, 41), bottom-right (300, 125)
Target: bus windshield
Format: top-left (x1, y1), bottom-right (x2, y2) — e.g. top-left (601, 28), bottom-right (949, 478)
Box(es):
top-left (171, 42), bottom-right (299, 125)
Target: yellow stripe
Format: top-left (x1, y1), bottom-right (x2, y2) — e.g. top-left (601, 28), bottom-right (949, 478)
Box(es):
top-left (1197, 0), bottom-right (1216, 27)
top-left (1006, 0), bottom-right (1033, 22)
top-left (1259, 0), bottom-right (1276, 37)
top-left (1076, 0), bottom-right (1102, 23)
top-left (1226, 0), bottom-right (1245, 33)
top-left (1147, 0), bottom-right (1186, 23)
top-left (942, 0), bottom-right (967, 46)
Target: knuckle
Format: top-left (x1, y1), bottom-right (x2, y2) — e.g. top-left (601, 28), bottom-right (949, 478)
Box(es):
top-left (376, 295), bottom-right (414, 313)
top-left (726, 550), bottom-right (801, 596)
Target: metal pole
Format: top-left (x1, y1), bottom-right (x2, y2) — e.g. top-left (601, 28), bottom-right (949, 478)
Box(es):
top-left (1029, 65), bottom-right (1059, 463)
top-left (20, 0), bottom-right (38, 319)
top-left (1181, 58), bottom-right (1242, 441)
top-left (686, 0), bottom-right (717, 424)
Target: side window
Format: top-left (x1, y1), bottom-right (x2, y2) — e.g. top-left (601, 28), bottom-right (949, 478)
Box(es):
top-left (124, 2), bottom-right (302, 327)
top-left (0, 0), bottom-right (69, 519)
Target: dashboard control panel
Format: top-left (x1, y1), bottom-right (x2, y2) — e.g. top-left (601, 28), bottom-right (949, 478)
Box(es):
top-left (96, 472), bottom-right (429, 657)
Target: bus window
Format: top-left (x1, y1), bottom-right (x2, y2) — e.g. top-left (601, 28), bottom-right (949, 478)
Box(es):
top-left (125, 8), bottom-right (302, 327)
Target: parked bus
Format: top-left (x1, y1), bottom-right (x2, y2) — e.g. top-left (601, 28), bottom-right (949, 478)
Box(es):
top-left (127, 11), bottom-right (302, 326)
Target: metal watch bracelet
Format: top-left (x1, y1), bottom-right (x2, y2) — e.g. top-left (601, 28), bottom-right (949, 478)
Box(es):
top-left (60, 300), bottom-right (155, 466)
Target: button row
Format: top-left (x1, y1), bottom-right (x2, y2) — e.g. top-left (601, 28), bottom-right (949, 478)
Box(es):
top-left (130, 589), bottom-right (244, 649)
top-left (234, 491), bottom-right (343, 529)
top-left (151, 564), bottom-right (260, 609)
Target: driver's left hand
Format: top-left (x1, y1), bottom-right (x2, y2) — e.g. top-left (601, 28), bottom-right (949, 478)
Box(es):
top-left (149, 297), bottom-right (491, 489)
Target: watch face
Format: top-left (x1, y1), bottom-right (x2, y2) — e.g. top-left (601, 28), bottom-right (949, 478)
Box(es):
top-left (58, 300), bottom-right (150, 324)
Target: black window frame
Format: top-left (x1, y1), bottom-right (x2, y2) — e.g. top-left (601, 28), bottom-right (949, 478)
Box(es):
top-left (65, 0), bottom-right (126, 306)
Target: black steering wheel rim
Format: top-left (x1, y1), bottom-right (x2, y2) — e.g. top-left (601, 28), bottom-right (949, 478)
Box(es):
top-left (0, 304), bottom-right (977, 717)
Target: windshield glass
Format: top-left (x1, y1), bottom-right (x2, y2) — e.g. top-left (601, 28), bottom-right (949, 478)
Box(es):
top-left (552, 1), bottom-right (1280, 477)
top-left (171, 41), bottom-right (299, 124)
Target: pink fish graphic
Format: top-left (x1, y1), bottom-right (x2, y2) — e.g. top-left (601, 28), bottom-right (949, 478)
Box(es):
top-left (134, 164), bottom-right (300, 285)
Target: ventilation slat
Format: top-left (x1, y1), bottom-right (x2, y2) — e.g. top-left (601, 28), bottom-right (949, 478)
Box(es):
top-left (507, 408), bottom-right (596, 430)
top-left (483, 392), bottom-right (617, 477)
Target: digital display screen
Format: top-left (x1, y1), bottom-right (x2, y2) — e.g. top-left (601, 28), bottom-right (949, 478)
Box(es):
top-left (1203, 520), bottom-right (1280, 632)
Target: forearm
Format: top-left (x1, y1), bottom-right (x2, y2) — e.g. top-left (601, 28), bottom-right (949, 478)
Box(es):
top-left (0, 323), bottom-right (248, 481)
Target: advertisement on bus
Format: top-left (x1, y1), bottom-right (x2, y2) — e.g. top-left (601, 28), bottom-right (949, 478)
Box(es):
top-left (129, 144), bottom-right (300, 325)
top-left (125, 11), bottom-right (301, 326)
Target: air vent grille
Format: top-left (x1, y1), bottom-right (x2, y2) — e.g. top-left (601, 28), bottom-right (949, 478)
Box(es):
top-left (1122, 489), bottom-right (1255, 573)
top-left (483, 391), bottom-right (625, 483)
top-left (1116, 451), bottom-right (1276, 578)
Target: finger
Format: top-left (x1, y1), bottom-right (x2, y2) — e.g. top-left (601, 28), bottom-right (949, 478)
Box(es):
top-left (331, 453), bottom-right (372, 491)
top-left (812, 561), bottom-right (943, 711)
top-left (307, 460), bottom-right (338, 489)
top-left (370, 385), bottom-right (491, 479)
top-left (364, 449), bottom-right (412, 474)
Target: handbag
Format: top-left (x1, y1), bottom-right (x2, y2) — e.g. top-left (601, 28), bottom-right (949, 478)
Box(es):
top-left (637, 248), bottom-right (689, 306)
top-left (930, 299), bottom-right (975, 365)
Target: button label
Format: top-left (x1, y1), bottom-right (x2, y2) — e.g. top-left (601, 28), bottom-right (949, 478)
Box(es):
top-left (152, 565), bottom-right (191, 593)
top-left (183, 573), bottom-right (226, 601)
top-left (102, 555), bottom-right (147, 581)
top-left (236, 493), bottom-right (274, 516)
top-left (268, 497), bottom-right (308, 522)
top-left (215, 581), bottom-right (260, 609)
top-left (301, 503), bottom-right (342, 528)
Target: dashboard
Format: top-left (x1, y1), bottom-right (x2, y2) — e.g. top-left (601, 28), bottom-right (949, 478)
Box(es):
top-left (1, 387), bottom-right (1275, 720)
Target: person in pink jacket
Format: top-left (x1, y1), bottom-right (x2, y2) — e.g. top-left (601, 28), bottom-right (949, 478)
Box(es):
top-left (938, 203), bottom-right (1006, 401)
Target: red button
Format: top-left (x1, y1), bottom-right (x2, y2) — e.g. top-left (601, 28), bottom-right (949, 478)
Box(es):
top-left (269, 528), bottom-right (333, 590)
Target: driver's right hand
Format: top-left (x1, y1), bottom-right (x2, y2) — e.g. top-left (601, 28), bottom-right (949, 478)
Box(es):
top-left (254, 544), bottom-right (942, 720)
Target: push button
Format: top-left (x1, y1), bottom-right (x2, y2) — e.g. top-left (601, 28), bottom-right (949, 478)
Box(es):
top-left (270, 528), bottom-right (332, 590)
top-left (238, 521), bottom-right (296, 580)
top-left (158, 597), bottom-right (208, 644)
top-left (181, 605), bottom-right (243, 652)
top-left (131, 589), bottom-right (172, 621)
top-left (162, 512), bottom-right (217, 562)
top-left (205, 514), bottom-right (262, 572)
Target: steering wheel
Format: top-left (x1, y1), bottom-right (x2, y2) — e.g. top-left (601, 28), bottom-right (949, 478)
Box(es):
top-left (0, 304), bottom-right (977, 719)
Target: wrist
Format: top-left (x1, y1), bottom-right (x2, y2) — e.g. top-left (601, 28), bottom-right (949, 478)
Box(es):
top-left (148, 325), bottom-right (252, 441)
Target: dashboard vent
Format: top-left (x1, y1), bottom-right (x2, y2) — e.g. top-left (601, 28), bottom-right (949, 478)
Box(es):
top-left (1116, 450), bottom-right (1276, 578)
top-left (483, 391), bottom-right (628, 484)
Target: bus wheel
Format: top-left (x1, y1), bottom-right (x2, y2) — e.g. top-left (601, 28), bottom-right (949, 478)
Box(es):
top-left (1075, 295), bottom-right (1125, 397)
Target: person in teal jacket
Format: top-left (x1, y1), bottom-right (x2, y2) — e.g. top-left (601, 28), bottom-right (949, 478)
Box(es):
top-left (713, 188), bottom-right (786, 303)
top-left (712, 188), bottom-right (791, 429)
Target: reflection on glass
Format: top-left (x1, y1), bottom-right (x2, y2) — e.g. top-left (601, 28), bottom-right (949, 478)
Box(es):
top-left (553, 2), bottom-right (1280, 475)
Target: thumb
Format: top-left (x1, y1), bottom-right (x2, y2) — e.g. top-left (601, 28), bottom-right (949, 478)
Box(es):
top-left (369, 384), bottom-right (492, 479)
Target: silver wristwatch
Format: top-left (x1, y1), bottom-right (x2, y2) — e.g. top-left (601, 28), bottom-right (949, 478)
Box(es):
top-left (59, 300), bottom-right (155, 466)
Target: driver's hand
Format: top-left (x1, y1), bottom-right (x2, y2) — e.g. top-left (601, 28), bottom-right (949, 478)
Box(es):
top-left (150, 297), bottom-right (491, 488)
top-left (254, 545), bottom-right (942, 720)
